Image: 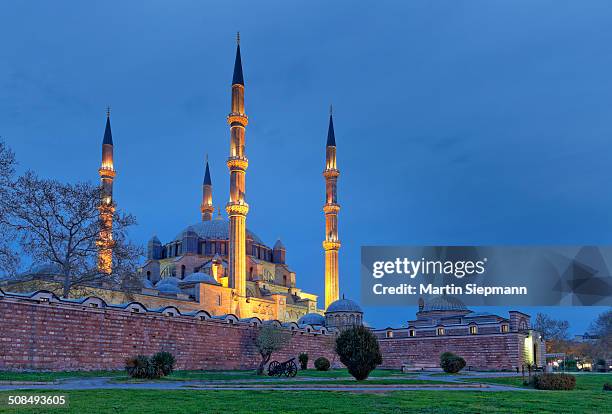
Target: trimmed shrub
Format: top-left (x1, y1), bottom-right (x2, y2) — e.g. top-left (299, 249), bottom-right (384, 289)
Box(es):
top-left (602, 383), bottom-right (611, 391)
top-left (335, 326), bottom-right (383, 380)
top-left (314, 357), bottom-right (330, 371)
top-left (151, 351), bottom-right (176, 376)
top-left (532, 373), bottom-right (576, 390)
top-left (298, 353), bottom-right (309, 370)
top-left (440, 352), bottom-right (466, 374)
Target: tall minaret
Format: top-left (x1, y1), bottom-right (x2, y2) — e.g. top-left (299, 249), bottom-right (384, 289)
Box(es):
top-left (323, 106), bottom-right (340, 309)
top-left (201, 156), bottom-right (214, 221)
top-left (97, 107), bottom-right (116, 274)
top-left (226, 33), bottom-right (249, 298)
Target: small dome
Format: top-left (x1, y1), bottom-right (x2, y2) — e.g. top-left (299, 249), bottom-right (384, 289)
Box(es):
top-left (273, 239), bottom-right (285, 250)
top-left (142, 279), bottom-right (154, 289)
top-left (27, 263), bottom-right (63, 275)
top-left (326, 298), bottom-right (362, 313)
top-left (182, 272), bottom-right (219, 285)
top-left (422, 295), bottom-right (467, 312)
top-left (155, 277), bottom-right (182, 294)
top-left (297, 313), bottom-right (325, 326)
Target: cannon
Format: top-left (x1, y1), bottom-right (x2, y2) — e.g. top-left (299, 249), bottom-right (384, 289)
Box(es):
top-left (268, 357), bottom-right (298, 377)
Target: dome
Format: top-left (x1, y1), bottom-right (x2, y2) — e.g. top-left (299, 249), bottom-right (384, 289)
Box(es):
top-left (273, 239), bottom-right (285, 250)
top-left (142, 279), bottom-right (154, 289)
top-left (422, 295), bottom-right (467, 312)
top-left (155, 277), bottom-right (182, 294)
top-left (326, 298), bottom-right (362, 313)
top-left (297, 313), bottom-right (325, 326)
top-left (182, 272), bottom-right (219, 285)
top-left (26, 263), bottom-right (63, 275)
top-left (174, 218), bottom-right (265, 246)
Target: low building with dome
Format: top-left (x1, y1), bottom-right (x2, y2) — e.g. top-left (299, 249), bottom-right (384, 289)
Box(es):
top-left (372, 295), bottom-right (545, 370)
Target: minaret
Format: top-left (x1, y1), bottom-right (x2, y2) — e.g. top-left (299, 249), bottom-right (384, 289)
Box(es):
top-left (225, 33), bottom-right (249, 298)
top-left (97, 107), bottom-right (116, 274)
top-left (323, 106), bottom-right (340, 309)
top-left (201, 156), bottom-right (214, 221)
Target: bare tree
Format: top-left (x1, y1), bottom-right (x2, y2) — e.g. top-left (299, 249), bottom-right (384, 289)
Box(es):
top-left (533, 313), bottom-right (571, 353)
top-left (588, 309), bottom-right (612, 360)
top-left (1, 171), bottom-right (142, 297)
top-left (254, 325), bottom-right (290, 375)
top-left (0, 140), bottom-right (19, 275)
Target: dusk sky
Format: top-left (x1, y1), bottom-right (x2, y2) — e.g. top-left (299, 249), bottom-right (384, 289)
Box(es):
top-left (1, 1), bottom-right (611, 333)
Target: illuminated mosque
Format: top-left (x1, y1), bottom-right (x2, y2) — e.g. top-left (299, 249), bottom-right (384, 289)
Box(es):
top-left (94, 35), bottom-right (356, 324)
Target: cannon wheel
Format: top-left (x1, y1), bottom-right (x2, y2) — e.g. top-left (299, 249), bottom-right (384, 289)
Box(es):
top-left (268, 361), bottom-right (280, 376)
top-left (285, 360), bottom-right (297, 377)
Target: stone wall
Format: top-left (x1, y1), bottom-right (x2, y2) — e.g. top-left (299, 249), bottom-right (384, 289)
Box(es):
top-left (0, 292), bottom-right (336, 371)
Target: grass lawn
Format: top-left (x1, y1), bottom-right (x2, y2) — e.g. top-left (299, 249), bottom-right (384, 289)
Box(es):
top-left (208, 378), bottom-right (457, 386)
top-left (464, 373), bottom-right (612, 391)
top-left (0, 371), bottom-right (123, 382)
top-left (0, 389), bottom-right (609, 413)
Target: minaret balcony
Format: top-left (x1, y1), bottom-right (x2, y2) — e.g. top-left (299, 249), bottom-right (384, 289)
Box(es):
top-left (322, 240), bottom-right (341, 251)
top-left (227, 156), bottom-right (249, 171)
top-left (98, 166), bottom-right (116, 178)
top-left (323, 168), bottom-right (340, 178)
top-left (323, 203), bottom-right (340, 214)
top-left (226, 201), bottom-right (250, 217)
top-left (227, 113), bottom-right (249, 126)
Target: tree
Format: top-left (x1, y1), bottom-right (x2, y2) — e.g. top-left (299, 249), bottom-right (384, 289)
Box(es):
top-left (532, 313), bottom-right (570, 353)
top-left (0, 171), bottom-right (142, 297)
top-left (254, 325), bottom-right (290, 375)
top-left (588, 310), bottom-right (612, 360)
top-left (335, 325), bottom-right (383, 380)
top-left (0, 140), bottom-right (19, 275)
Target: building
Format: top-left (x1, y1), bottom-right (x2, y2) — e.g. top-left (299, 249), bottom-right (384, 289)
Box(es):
top-left (3, 36), bottom-right (353, 324)
top-left (373, 296), bottom-right (545, 370)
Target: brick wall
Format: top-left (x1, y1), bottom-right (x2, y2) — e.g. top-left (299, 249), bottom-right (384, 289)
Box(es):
top-left (0, 298), bottom-right (336, 371)
top-left (378, 334), bottom-right (525, 370)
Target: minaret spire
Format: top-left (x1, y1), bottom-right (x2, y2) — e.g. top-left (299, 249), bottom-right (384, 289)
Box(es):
top-left (201, 155), bottom-right (214, 221)
top-left (97, 108), bottom-right (116, 274)
top-left (226, 34), bottom-right (249, 305)
top-left (323, 107), bottom-right (340, 309)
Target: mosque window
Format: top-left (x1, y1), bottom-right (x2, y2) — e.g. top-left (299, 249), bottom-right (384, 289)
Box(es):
top-left (283, 275), bottom-right (287, 287)
top-left (181, 265), bottom-right (186, 279)
top-left (501, 324), bottom-right (509, 333)
top-left (386, 330), bottom-right (394, 338)
top-left (217, 295), bottom-right (221, 306)
top-left (146, 271), bottom-right (151, 280)
top-left (409, 329), bottom-right (416, 337)
top-left (437, 327), bottom-right (445, 336)
top-left (470, 325), bottom-right (478, 335)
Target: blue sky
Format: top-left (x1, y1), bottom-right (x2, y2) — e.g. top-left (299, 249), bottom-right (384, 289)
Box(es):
top-left (1, 1), bottom-right (610, 333)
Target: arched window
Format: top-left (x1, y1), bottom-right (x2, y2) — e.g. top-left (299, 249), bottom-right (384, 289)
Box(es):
top-left (146, 271), bottom-right (151, 280)
top-left (283, 275), bottom-right (287, 287)
top-left (181, 265), bottom-right (186, 278)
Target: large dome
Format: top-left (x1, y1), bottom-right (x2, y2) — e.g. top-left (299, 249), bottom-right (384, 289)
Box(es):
top-left (174, 217), bottom-right (265, 245)
top-left (326, 298), bottom-right (362, 313)
top-left (422, 295), bottom-right (467, 312)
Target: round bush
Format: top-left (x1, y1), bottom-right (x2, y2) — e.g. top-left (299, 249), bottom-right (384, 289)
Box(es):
top-left (126, 355), bottom-right (156, 379)
top-left (440, 352), bottom-right (466, 374)
top-left (335, 326), bottom-right (383, 380)
top-left (532, 373), bottom-right (576, 390)
top-left (314, 357), bottom-right (330, 371)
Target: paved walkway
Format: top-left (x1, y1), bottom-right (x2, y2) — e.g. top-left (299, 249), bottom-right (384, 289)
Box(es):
top-left (0, 373), bottom-right (533, 393)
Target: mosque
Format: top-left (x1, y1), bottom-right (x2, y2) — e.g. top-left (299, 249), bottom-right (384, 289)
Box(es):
top-left (1, 36), bottom-right (359, 325)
